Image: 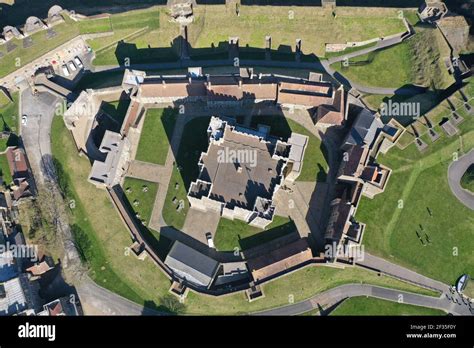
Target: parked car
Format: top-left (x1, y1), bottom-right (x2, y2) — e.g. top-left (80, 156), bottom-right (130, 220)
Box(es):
top-left (74, 56), bottom-right (84, 69)
top-left (61, 64), bottom-right (70, 77)
top-left (21, 115), bottom-right (27, 126)
top-left (68, 61), bottom-right (77, 72)
top-left (205, 232), bottom-right (215, 249)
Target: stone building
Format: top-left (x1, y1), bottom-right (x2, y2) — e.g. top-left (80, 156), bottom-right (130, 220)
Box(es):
top-left (187, 117), bottom-right (307, 229)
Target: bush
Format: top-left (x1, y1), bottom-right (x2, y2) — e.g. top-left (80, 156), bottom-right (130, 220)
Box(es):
top-left (71, 224), bottom-right (93, 264)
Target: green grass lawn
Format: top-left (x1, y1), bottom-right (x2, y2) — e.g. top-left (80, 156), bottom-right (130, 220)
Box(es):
top-left (89, 8), bottom-right (179, 66)
top-left (89, 5), bottom-right (406, 66)
top-left (324, 41), bottom-right (377, 59)
top-left (331, 296), bottom-right (445, 316)
top-left (78, 17), bottom-right (113, 34)
top-left (332, 42), bottom-right (413, 88)
top-left (122, 177), bottom-right (158, 225)
top-left (214, 216), bottom-right (296, 252)
top-left (162, 116), bottom-right (210, 230)
top-left (51, 113), bottom-right (440, 314)
top-left (135, 108), bottom-right (177, 165)
top-left (331, 26), bottom-right (455, 90)
top-left (250, 116), bottom-right (329, 182)
top-left (460, 165), bottom-right (474, 193)
top-left (0, 91), bottom-right (19, 134)
top-left (355, 87), bottom-right (474, 285)
top-left (189, 6), bottom-right (405, 57)
top-left (0, 154), bottom-right (12, 184)
top-left (0, 90), bottom-right (11, 108)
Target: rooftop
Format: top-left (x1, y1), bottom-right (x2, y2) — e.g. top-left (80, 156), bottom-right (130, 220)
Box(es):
top-left (6, 147), bottom-right (28, 178)
top-left (0, 276), bottom-right (27, 315)
top-left (164, 241), bottom-right (219, 288)
top-left (343, 108), bottom-right (382, 148)
top-left (198, 120), bottom-right (282, 210)
top-left (247, 238), bottom-right (313, 282)
top-left (89, 131), bottom-right (130, 187)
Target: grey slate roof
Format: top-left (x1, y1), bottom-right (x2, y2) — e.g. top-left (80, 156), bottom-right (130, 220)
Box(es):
top-left (344, 108), bottom-right (383, 148)
top-left (164, 241), bottom-right (219, 288)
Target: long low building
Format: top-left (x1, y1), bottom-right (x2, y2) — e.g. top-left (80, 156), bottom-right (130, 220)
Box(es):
top-left (164, 241), bottom-right (220, 289)
top-left (246, 238), bottom-right (313, 283)
top-left (123, 69), bottom-right (346, 127)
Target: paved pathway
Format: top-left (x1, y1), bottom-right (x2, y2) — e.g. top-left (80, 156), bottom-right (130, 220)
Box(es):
top-left (357, 253), bottom-right (449, 293)
top-left (327, 35), bottom-right (405, 65)
top-left (148, 112), bottom-right (195, 231)
top-left (254, 283), bottom-right (471, 316)
top-left (182, 207), bottom-right (220, 245)
top-left (447, 149), bottom-right (474, 210)
top-left (127, 160), bottom-right (168, 184)
top-left (76, 276), bottom-right (165, 316)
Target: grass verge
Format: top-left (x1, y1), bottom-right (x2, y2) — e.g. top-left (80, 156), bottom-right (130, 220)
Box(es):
top-left (214, 216), bottom-right (296, 252)
top-left (331, 296), bottom-right (445, 316)
top-left (135, 108), bottom-right (177, 165)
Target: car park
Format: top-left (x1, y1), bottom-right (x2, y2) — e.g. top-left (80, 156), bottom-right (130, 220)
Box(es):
top-left (61, 64), bottom-right (70, 77)
top-left (74, 56), bottom-right (84, 69)
top-left (68, 61), bottom-right (77, 72)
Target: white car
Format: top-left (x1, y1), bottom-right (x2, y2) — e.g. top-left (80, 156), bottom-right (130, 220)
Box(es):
top-left (62, 64), bottom-right (70, 77)
top-left (68, 61), bottom-right (77, 72)
top-left (74, 56), bottom-right (84, 69)
top-left (205, 232), bottom-right (215, 249)
top-left (21, 115), bottom-right (27, 126)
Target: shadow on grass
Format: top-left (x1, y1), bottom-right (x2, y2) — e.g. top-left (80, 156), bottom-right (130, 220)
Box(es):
top-left (161, 107), bottom-right (178, 144)
top-left (112, 34), bottom-right (324, 66)
top-left (120, 189), bottom-right (173, 260)
top-left (142, 296), bottom-right (185, 316)
top-left (99, 97), bottom-right (131, 131)
top-left (238, 219), bottom-right (297, 250)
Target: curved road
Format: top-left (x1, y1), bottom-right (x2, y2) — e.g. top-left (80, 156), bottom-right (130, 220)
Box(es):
top-left (448, 149), bottom-right (474, 210)
top-left (254, 283), bottom-right (472, 316)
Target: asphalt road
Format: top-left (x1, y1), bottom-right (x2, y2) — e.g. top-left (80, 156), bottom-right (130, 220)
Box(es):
top-left (327, 35), bottom-right (404, 65)
top-left (254, 283), bottom-right (472, 316)
top-left (357, 253), bottom-right (449, 293)
top-left (447, 149), bottom-right (474, 210)
top-left (76, 278), bottom-right (165, 315)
